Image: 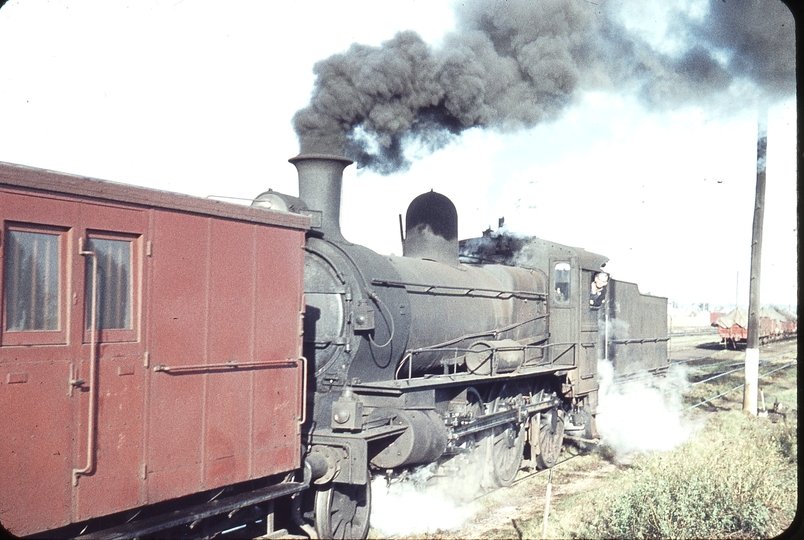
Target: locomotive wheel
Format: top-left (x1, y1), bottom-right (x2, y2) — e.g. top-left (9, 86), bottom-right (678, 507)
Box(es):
top-left (485, 383), bottom-right (526, 488)
top-left (314, 478), bottom-right (371, 540)
top-left (535, 408), bottom-right (565, 469)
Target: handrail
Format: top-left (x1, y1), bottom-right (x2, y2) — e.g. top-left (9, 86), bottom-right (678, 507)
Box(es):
top-left (610, 337), bottom-right (670, 344)
top-left (74, 238), bottom-right (99, 486)
top-left (152, 356), bottom-right (309, 428)
top-left (372, 278), bottom-right (546, 301)
top-left (395, 337), bottom-right (574, 380)
top-left (152, 359), bottom-right (299, 374)
top-left (298, 357), bottom-right (307, 427)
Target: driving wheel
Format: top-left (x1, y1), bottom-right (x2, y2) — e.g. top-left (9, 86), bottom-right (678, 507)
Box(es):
top-left (314, 477), bottom-right (371, 539)
top-left (535, 407), bottom-right (565, 469)
top-left (485, 383), bottom-right (526, 488)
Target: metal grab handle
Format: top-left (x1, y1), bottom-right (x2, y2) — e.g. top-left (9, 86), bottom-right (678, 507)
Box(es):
top-left (298, 357), bottom-right (307, 428)
top-left (74, 238), bottom-right (99, 486)
top-left (152, 359), bottom-right (299, 374)
top-left (151, 357), bottom-right (308, 426)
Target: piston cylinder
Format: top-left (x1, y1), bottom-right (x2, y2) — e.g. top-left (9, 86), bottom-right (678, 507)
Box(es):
top-left (369, 409), bottom-right (448, 469)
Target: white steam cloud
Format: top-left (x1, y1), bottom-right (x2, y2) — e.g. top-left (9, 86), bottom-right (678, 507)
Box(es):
top-left (370, 464), bottom-right (482, 537)
top-left (596, 359), bottom-right (696, 460)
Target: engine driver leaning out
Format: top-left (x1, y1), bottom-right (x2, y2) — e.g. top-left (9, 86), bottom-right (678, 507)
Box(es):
top-left (590, 271), bottom-right (609, 308)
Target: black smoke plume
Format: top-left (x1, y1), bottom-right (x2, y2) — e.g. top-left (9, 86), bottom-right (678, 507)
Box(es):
top-left (293, 0), bottom-right (795, 174)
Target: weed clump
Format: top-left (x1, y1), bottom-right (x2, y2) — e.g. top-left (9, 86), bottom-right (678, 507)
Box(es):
top-left (580, 411), bottom-right (797, 539)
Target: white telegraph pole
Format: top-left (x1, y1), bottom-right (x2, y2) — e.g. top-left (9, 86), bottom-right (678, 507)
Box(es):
top-left (743, 105), bottom-right (768, 415)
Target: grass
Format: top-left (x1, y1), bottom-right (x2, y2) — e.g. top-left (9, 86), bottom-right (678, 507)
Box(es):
top-left (576, 411), bottom-right (798, 539)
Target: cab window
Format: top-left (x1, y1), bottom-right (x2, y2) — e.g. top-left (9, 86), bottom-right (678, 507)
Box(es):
top-left (554, 262), bottom-right (570, 303)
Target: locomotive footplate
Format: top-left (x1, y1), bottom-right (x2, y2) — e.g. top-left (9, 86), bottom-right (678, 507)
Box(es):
top-left (351, 363), bottom-right (574, 395)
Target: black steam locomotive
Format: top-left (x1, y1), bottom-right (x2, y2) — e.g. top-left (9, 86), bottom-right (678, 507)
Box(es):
top-left (258, 154), bottom-right (669, 539)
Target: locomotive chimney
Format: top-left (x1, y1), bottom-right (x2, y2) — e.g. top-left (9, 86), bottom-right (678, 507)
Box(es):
top-left (289, 154), bottom-right (353, 242)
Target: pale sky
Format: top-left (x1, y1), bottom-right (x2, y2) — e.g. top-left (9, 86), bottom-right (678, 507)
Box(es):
top-left (0, 0), bottom-right (797, 308)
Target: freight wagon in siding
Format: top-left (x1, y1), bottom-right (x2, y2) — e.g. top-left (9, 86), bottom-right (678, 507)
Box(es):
top-left (0, 163), bottom-right (309, 538)
top-left (715, 306), bottom-right (798, 349)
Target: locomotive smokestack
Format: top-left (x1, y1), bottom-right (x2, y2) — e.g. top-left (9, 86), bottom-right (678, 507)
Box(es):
top-left (289, 154), bottom-right (353, 241)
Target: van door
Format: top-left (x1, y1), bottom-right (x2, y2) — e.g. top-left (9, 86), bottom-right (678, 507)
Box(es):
top-left (0, 193), bottom-right (77, 535)
top-left (72, 202), bottom-right (148, 521)
top-left (0, 192), bottom-right (148, 532)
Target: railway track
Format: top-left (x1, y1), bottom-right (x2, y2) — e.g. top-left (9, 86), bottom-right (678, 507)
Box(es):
top-left (682, 359), bottom-right (797, 412)
top-left (667, 331), bottom-right (797, 411)
top-left (670, 328), bottom-right (720, 337)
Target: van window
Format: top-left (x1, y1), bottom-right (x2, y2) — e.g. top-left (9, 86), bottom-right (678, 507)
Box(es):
top-left (4, 228), bottom-right (62, 331)
top-left (85, 236), bottom-right (133, 330)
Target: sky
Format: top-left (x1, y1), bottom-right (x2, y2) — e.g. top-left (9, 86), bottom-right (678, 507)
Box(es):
top-left (0, 0), bottom-right (797, 308)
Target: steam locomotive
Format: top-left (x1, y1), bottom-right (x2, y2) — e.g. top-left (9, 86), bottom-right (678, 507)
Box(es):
top-left (0, 155), bottom-right (668, 539)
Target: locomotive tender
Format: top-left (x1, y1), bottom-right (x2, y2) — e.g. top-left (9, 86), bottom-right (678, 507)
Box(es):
top-left (0, 155), bottom-right (668, 539)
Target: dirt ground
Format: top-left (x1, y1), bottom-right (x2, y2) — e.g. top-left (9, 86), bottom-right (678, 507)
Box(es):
top-left (397, 445), bottom-right (627, 539)
top-left (378, 334), bottom-right (797, 540)
top-left (417, 453), bottom-right (616, 539)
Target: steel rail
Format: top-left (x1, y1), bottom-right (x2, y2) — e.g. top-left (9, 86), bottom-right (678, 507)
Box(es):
top-left (682, 360), bottom-right (797, 411)
top-left (690, 359), bottom-right (772, 386)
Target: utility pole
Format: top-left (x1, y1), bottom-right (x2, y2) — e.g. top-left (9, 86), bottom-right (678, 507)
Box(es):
top-left (744, 105), bottom-right (768, 415)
